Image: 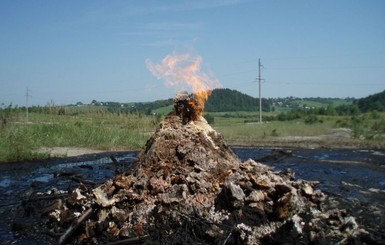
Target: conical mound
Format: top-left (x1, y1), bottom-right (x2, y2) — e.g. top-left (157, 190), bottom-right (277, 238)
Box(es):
top-left (47, 93), bottom-right (367, 244)
top-left (137, 113), bottom-right (240, 173)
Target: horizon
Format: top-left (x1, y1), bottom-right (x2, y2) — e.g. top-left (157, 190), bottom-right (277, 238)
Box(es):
top-left (1, 0), bottom-right (384, 106)
top-left (2, 87), bottom-right (370, 108)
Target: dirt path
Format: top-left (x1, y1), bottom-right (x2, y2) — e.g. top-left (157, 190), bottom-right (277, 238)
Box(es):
top-left (35, 147), bottom-right (108, 157)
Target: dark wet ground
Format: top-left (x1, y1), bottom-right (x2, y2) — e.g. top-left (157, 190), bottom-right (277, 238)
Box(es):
top-left (1, 148), bottom-right (384, 244)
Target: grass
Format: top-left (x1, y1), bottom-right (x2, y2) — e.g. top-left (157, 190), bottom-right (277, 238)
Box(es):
top-left (212, 116), bottom-right (333, 145)
top-left (288, 99), bottom-right (353, 108)
top-left (1, 108), bottom-right (384, 162)
top-left (209, 111), bottom-right (385, 148)
top-left (335, 112), bottom-right (385, 140)
top-left (152, 105), bottom-right (173, 115)
top-left (0, 111), bottom-right (159, 162)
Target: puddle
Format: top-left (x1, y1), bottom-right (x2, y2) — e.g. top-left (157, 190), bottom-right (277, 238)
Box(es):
top-left (372, 151), bottom-right (385, 156)
top-left (31, 173), bottom-right (54, 183)
top-left (0, 177), bottom-right (11, 188)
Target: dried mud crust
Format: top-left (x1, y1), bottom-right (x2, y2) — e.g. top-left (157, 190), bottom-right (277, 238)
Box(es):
top-left (35, 147), bottom-right (105, 157)
top-left (39, 115), bottom-right (374, 244)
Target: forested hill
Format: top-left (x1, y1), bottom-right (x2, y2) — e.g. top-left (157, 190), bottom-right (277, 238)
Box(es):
top-left (64, 88), bottom-right (383, 115)
top-left (205, 88), bottom-right (270, 112)
top-left (355, 90), bottom-right (385, 112)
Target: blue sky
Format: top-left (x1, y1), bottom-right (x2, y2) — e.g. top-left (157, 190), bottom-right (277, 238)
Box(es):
top-left (1, 0), bottom-right (384, 106)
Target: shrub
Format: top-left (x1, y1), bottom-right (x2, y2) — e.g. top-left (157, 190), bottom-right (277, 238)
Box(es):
top-left (304, 115), bottom-right (322, 124)
top-left (58, 107), bottom-right (66, 115)
top-left (271, 129), bottom-right (279, 137)
top-left (204, 113), bottom-right (215, 124)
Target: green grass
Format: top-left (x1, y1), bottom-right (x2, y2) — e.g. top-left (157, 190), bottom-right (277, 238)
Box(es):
top-left (212, 116), bottom-right (332, 144)
top-left (152, 105), bottom-right (174, 115)
top-left (209, 111), bottom-right (385, 147)
top-left (289, 99), bottom-right (326, 108)
top-left (328, 99), bottom-right (353, 107)
top-left (1, 109), bottom-right (383, 162)
top-left (335, 112), bottom-right (385, 140)
top-left (0, 112), bottom-right (159, 162)
top-left (288, 99), bottom-right (353, 108)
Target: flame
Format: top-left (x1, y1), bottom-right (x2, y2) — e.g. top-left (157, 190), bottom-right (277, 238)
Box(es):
top-left (146, 52), bottom-right (222, 110)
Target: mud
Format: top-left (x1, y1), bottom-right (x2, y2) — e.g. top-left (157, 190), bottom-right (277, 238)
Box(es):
top-left (0, 148), bottom-right (384, 244)
top-left (0, 151), bottom-right (138, 244)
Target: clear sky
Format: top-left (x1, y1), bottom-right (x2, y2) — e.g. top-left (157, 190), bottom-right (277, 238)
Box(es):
top-left (1, 0), bottom-right (384, 106)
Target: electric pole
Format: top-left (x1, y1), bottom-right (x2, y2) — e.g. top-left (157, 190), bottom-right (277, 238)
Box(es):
top-left (258, 59), bottom-right (263, 123)
top-left (25, 88), bottom-right (31, 123)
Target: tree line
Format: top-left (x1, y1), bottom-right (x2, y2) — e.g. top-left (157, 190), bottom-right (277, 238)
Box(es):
top-left (1, 89), bottom-right (384, 117)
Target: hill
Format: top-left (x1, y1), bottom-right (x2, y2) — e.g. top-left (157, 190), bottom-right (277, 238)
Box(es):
top-left (354, 90), bottom-right (385, 112)
top-left (205, 88), bottom-right (271, 112)
top-left (87, 89), bottom-right (353, 115)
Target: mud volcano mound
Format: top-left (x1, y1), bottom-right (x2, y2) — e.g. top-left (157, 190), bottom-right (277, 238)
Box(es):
top-left (47, 92), bottom-right (368, 244)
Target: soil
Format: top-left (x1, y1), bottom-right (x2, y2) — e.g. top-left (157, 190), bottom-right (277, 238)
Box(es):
top-left (35, 147), bottom-right (105, 158)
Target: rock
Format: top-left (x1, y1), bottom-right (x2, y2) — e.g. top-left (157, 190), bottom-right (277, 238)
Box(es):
top-left (93, 185), bottom-right (118, 207)
top-left (225, 181), bottom-right (245, 208)
top-left (246, 190), bottom-right (265, 202)
top-left (291, 214), bottom-right (303, 236)
top-left (302, 183), bottom-right (314, 196)
top-left (97, 209), bottom-right (109, 224)
top-left (41, 199), bottom-right (63, 215)
top-left (67, 188), bottom-right (86, 206)
top-left (341, 216), bottom-right (358, 232)
top-left (148, 176), bottom-right (169, 194)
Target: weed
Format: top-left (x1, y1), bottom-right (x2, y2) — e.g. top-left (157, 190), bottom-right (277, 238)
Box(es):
top-left (271, 129), bottom-right (279, 137)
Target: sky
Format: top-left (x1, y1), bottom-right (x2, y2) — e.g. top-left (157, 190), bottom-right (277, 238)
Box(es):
top-left (0, 0), bottom-right (384, 106)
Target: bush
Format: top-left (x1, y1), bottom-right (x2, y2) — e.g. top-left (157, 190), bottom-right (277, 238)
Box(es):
top-left (58, 107), bottom-right (66, 115)
top-left (204, 113), bottom-right (215, 124)
top-left (371, 119), bottom-right (385, 133)
top-left (370, 110), bottom-right (380, 119)
top-left (152, 114), bottom-right (163, 126)
top-left (271, 129), bottom-right (279, 137)
top-left (335, 119), bottom-right (349, 128)
top-left (304, 115), bottom-right (322, 124)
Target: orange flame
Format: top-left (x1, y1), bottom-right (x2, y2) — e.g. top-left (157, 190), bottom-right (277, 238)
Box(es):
top-left (146, 52), bottom-right (222, 111)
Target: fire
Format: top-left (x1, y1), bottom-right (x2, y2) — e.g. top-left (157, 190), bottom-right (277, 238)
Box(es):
top-left (146, 52), bottom-right (222, 111)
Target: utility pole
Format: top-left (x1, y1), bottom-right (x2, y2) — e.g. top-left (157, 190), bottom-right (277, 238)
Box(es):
top-left (25, 88), bottom-right (31, 123)
top-left (258, 59), bottom-right (263, 123)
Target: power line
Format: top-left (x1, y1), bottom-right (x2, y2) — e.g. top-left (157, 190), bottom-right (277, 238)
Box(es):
top-left (264, 65), bottom-right (385, 70)
top-left (266, 81), bottom-right (384, 86)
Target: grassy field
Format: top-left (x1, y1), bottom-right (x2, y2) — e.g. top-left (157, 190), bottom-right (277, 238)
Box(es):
top-left (152, 105), bottom-right (173, 115)
top-left (288, 99), bottom-right (352, 108)
top-left (0, 108), bottom-right (384, 162)
top-left (213, 117), bottom-right (332, 142)
top-left (0, 111), bottom-right (159, 162)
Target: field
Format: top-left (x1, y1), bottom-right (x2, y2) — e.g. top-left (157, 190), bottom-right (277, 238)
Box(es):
top-left (213, 116), bottom-right (332, 142)
top-left (1, 106), bottom-right (384, 162)
top-left (0, 110), bottom-right (159, 162)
